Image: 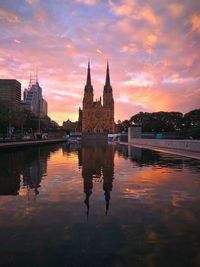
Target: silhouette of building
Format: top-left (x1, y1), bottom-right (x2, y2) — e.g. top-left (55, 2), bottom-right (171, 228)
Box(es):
top-left (22, 74), bottom-right (48, 117)
top-left (79, 62), bottom-right (115, 134)
top-left (0, 79), bottom-right (21, 108)
top-left (63, 119), bottom-right (78, 133)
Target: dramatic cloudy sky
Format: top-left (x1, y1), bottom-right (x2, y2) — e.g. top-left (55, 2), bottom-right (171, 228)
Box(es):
top-left (0, 0), bottom-right (200, 124)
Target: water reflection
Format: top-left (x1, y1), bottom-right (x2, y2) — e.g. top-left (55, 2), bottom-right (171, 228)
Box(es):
top-left (117, 144), bottom-right (200, 172)
top-left (18, 148), bottom-right (46, 199)
top-left (79, 143), bottom-right (115, 217)
top-left (0, 144), bottom-right (200, 267)
top-left (0, 145), bottom-right (58, 198)
top-left (0, 143), bottom-right (199, 204)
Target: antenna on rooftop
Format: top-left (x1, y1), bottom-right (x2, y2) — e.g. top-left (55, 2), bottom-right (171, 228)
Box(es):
top-left (36, 66), bottom-right (38, 83)
top-left (28, 72), bottom-right (32, 89)
top-left (28, 68), bottom-right (38, 89)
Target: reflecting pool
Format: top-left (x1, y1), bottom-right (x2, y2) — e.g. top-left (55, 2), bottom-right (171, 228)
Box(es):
top-left (0, 143), bottom-right (200, 267)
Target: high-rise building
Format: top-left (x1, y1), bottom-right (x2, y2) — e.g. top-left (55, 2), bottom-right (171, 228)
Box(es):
top-left (80, 62), bottom-right (115, 134)
top-left (22, 75), bottom-right (48, 117)
top-left (0, 79), bottom-right (21, 108)
top-left (40, 98), bottom-right (48, 118)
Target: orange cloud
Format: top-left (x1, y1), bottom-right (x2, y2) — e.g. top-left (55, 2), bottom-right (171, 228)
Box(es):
top-left (49, 112), bottom-right (78, 125)
top-left (0, 8), bottom-right (20, 23)
top-left (146, 34), bottom-right (157, 46)
top-left (168, 3), bottom-right (184, 17)
top-left (190, 14), bottom-right (200, 32)
top-left (110, 0), bottom-right (158, 26)
top-left (141, 5), bottom-right (158, 26)
top-left (109, 0), bottom-right (135, 16)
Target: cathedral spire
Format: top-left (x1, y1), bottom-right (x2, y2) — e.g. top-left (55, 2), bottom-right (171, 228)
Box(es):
top-left (103, 61), bottom-right (112, 93)
top-left (86, 61), bottom-right (91, 86)
top-left (105, 61), bottom-right (110, 86)
top-left (84, 61), bottom-right (93, 93)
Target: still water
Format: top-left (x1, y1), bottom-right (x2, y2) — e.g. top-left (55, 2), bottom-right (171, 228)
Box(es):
top-left (0, 143), bottom-right (200, 267)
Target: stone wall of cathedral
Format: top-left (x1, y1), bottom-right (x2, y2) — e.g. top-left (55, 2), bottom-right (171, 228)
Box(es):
top-left (82, 103), bottom-right (114, 133)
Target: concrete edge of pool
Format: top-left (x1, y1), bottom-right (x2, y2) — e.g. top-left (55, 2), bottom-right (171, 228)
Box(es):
top-left (117, 141), bottom-right (200, 160)
top-left (1, 138), bottom-right (200, 160)
top-left (0, 139), bottom-right (66, 150)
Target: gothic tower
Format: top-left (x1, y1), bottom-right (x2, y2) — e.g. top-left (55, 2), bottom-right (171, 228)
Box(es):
top-left (82, 62), bottom-right (94, 133)
top-left (103, 62), bottom-right (115, 132)
top-left (83, 62), bottom-right (93, 108)
top-left (81, 61), bottom-right (115, 134)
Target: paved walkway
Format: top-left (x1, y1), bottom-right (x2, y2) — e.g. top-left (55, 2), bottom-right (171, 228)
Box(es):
top-left (118, 142), bottom-right (200, 160)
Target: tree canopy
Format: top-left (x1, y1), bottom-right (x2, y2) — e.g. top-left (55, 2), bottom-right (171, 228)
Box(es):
top-left (116, 109), bottom-right (200, 139)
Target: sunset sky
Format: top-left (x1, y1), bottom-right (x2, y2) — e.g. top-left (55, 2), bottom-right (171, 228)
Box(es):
top-left (0, 0), bottom-right (200, 125)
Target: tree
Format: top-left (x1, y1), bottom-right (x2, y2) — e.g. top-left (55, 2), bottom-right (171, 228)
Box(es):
top-left (183, 109), bottom-right (200, 128)
top-left (183, 109), bottom-right (200, 139)
top-left (0, 101), bottom-right (26, 136)
top-left (130, 111), bottom-right (183, 132)
top-left (0, 101), bottom-right (9, 134)
top-left (119, 120), bottom-right (131, 132)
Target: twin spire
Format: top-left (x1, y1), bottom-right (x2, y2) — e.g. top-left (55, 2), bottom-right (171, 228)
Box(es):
top-left (105, 61), bottom-right (111, 87)
top-left (85, 61), bottom-right (112, 93)
top-left (86, 61), bottom-right (91, 86)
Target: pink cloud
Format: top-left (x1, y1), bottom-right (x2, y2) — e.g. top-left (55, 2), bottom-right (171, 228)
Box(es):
top-left (76, 0), bottom-right (96, 5)
top-left (109, 0), bottom-right (158, 25)
top-left (168, 3), bottom-right (184, 18)
top-left (0, 0), bottom-right (199, 125)
top-left (140, 5), bottom-right (158, 26)
top-left (26, 0), bottom-right (39, 5)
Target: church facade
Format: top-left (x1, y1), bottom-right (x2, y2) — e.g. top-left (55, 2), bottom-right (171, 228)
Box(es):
top-left (79, 62), bottom-right (115, 134)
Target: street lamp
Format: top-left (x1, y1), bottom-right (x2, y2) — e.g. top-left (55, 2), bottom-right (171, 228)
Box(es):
top-left (38, 99), bottom-right (41, 133)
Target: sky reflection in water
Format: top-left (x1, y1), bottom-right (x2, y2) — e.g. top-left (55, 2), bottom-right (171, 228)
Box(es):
top-left (0, 143), bottom-right (200, 267)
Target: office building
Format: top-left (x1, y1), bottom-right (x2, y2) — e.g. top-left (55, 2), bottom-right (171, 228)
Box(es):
top-left (0, 79), bottom-right (21, 108)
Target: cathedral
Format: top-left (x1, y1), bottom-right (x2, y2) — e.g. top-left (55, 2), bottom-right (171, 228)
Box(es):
top-left (79, 62), bottom-right (115, 134)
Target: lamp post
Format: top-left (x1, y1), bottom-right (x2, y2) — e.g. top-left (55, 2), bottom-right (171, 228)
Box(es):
top-left (38, 99), bottom-right (41, 133)
top-left (8, 108), bottom-right (11, 139)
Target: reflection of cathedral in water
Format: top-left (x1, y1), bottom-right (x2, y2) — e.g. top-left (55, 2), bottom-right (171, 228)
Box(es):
top-left (78, 144), bottom-right (115, 216)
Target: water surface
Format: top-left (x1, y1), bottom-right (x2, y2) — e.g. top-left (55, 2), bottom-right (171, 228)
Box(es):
top-left (0, 143), bottom-right (200, 267)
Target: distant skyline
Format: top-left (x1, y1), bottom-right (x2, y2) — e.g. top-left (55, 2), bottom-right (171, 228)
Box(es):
top-left (0, 0), bottom-right (200, 125)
